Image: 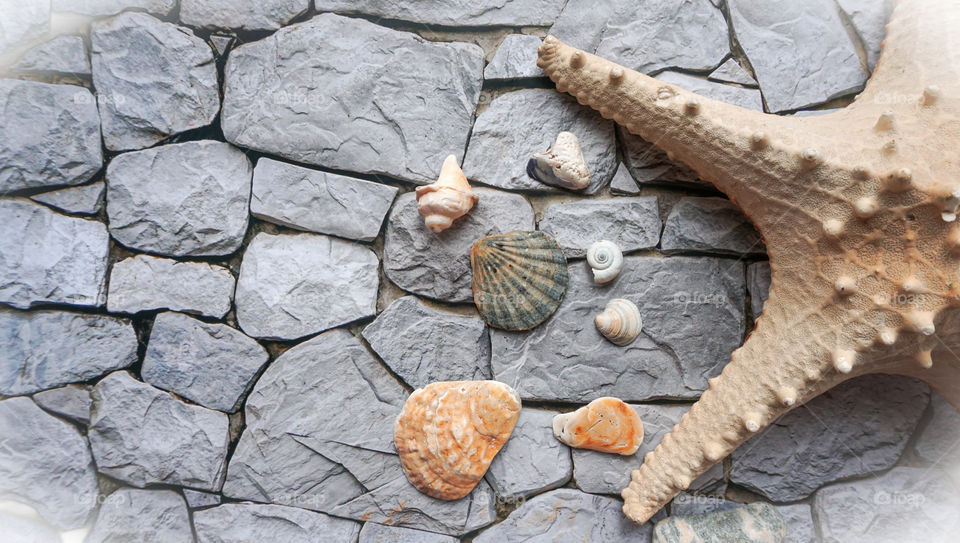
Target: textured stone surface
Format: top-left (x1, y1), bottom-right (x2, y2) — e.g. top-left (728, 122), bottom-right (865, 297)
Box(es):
top-left (538, 196), bottom-right (662, 258)
top-left (359, 523), bottom-right (458, 543)
top-left (0, 309), bottom-right (137, 396)
top-left (661, 197), bottom-right (764, 256)
top-left (656, 71), bottom-right (763, 111)
top-left (194, 503), bottom-right (361, 543)
top-left (747, 261), bottom-right (771, 318)
top-left (383, 189), bottom-right (534, 302)
top-left (183, 489), bottom-right (222, 509)
top-left (53, 0), bottom-right (176, 16)
top-left (86, 488), bottom-right (192, 543)
top-left (654, 503), bottom-right (785, 543)
top-left (89, 371), bottom-right (230, 491)
top-left (837, 0), bottom-right (893, 71)
top-left (777, 504), bottom-right (816, 543)
top-left (0, 80), bottom-right (101, 192)
top-left (914, 393), bottom-right (960, 465)
top-left (13, 35), bottom-right (90, 75)
top-left (223, 329), bottom-right (496, 535)
top-left (0, 397), bottom-right (98, 530)
top-left (670, 494), bottom-right (741, 517)
top-left (0, 513), bottom-right (61, 543)
top-left (486, 408), bottom-right (572, 500)
top-left (493, 256), bottom-right (744, 402)
top-left (618, 126), bottom-right (706, 188)
top-left (235, 232), bottom-right (378, 340)
top-left (0, 199), bottom-right (108, 309)
top-left (251, 158), bottom-right (397, 242)
top-left (181, 0), bottom-right (310, 30)
top-left (0, 0), bottom-right (49, 53)
top-left (708, 58), bottom-right (757, 86)
top-left (31, 181), bottom-right (105, 216)
top-left (142, 312), bottom-right (270, 412)
top-left (107, 255), bottom-right (235, 318)
top-left (222, 13), bottom-right (483, 185)
top-left (362, 296), bottom-right (490, 388)
top-left (33, 384), bottom-right (92, 424)
top-left (610, 163), bottom-right (641, 195)
top-left (484, 34), bottom-right (544, 81)
top-left (91, 12), bottom-right (219, 150)
top-left (731, 375), bottom-right (930, 501)
top-left (314, 0), bottom-right (567, 26)
top-left (668, 499), bottom-right (814, 543)
top-left (462, 89), bottom-right (616, 193)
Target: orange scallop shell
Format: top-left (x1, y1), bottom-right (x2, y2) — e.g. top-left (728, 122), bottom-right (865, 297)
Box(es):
top-left (552, 397), bottom-right (644, 455)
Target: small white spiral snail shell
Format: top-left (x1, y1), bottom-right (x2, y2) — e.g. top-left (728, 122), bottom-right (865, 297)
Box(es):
top-left (586, 240), bottom-right (624, 284)
top-left (595, 298), bottom-right (642, 346)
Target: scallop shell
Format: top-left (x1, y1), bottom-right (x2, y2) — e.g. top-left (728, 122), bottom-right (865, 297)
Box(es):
top-left (552, 397), bottom-right (644, 455)
top-left (595, 298), bottom-right (642, 346)
top-left (526, 131), bottom-right (591, 190)
top-left (470, 230), bottom-right (568, 331)
top-left (586, 240), bottom-right (624, 284)
top-left (394, 380), bottom-right (521, 500)
top-left (415, 155), bottom-right (479, 233)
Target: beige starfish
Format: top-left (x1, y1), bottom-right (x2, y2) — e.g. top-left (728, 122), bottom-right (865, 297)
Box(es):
top-left (537, 0), bottom-right (960, 524)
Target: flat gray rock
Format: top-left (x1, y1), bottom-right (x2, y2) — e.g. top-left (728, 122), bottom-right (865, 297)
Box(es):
top-left (0, 199), bottom-right (108, 309)
top-left (383, 189), bottom-right (535, 303)
top-left (107, 255), bottom-right (235, 318)
top-left (728, 0), bottom-right (867, 112)
top-left (618, 126), bottom-right (707, 188)
top-left (0, 397), bottom-right (98, 530)
top-left (235, 232), bottom-right (379, 340)
top-left (362, 296), bottom-right (490, 389)
top-left (731, 375), bottom-right (929, 501)
top-left (106, 141), bottom-right (252, 256)
top-left (0, 309), bottom-right (137, 396)
top-left (777, 504), bottom-right (816, 543)
top-left (837, 0), bottom-right (893, 71)
top-left (670, 494), bottom-right (741, 517)
top-left (656, 71), bottom-right (763, 111)
top-left (31, 181), bottom-right (105, 216)
top-left (0, 0), bottom-right (48, 53)
top-left (486, 408), bottom-right (572, 500)
top-left (610, 163), bottom-right (641, 195)
top-left (33, 384), bottom-right (92, 424)
top-left (89, 371), bottom-right (230, 491)
top-left (251, 158), bottom-right (397, 242)
top-left (484, 34), bottom-right (544, 81)
top-left (90, 12), bottom-right (219, 150)
top-left (669, 499), bottom-right (814, 543)
top-left (708, 58), bottom-right (757, 87)
top-left (359, 523), bottom-right (458, 543)
top-left (13, 34), bottom-right (90, 75)
top-left (661, 197), bottom-right (764, 256)
top-left (654, 502), bottom-right (785, 543)
top-left (222, 13), bottom-right (483, 185)
top-left (493, 256), bottom-right (745, 402)
top-left (313, 0), bottom-right (567, 26)
top-left (182, 489), bottom-right (221, 509)
top-left (86, 488), bottom-right (192, 543)
top-left (142, 312), bottom-right (270, 412)
top-left (747, 261), bottom-right (771, 318)
top-left (53, 0), bottom-right (176, 16)
top-left (194, 503), bottom-right (361, 543)
top-left (462, 89), bottom-right (616, 194)
top-left (0, 512), bottom-right (61, 543)
top-left (0, 80), bottom-right (101, 192)
top-left (538, 196), bottom-right (662, 258)
top-left (181, 0), bottom-right (310, 30)
top-left (914, 393), bottom-right (960, 464)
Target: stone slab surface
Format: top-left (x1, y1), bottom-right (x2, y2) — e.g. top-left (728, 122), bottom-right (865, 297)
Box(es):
top-left (486, 408), bottom-right (572, 500)
top-left (107, 255), bottom-right (235, 318)
top-left (538, 196), bottom-right (662, 258)
top-left (193, 502), bottom-right (362, 543)
top-left (86, 488), bottom-right (193, 543)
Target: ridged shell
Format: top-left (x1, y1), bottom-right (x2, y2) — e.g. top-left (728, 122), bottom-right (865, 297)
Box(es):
top-left (595, 298), bottom-right (642, 346)
top-left (394, 380), bottom-right (521, 500)
top-left (526, 131), bottom-right (591, 190)
top-left (552, 397), bottom-right (644, 455)
top-left (415, 155), bottom-right (479, 233)
top-left (586, 240), bottom-right (624, 284)
top-left (470, 230), bottom-right (569, 331)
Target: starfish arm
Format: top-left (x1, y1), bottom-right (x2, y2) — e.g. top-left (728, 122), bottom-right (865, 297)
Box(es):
top-left (891, 307), bottom-right (960, 409)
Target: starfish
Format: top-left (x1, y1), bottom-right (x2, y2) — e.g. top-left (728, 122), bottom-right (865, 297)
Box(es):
top-left (537, 0), bottom-right (960, 524)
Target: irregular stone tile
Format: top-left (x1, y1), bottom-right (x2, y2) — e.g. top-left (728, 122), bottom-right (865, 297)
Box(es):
top-left (107, 255), bottom-right (235, 318)
top-left (13, 35), bottom-right (90, 75)
top-left (493, 256), bottom-right (745, 402)
top-left (914, 393), bottom-right (960, 464)
top-left (462, 89), bottom-right (616, 194)
top-left (814, 467), bottom-right (960, 543)
top-left (670, 498), bottom-right (813, 543)
top-left (313, 0), bottom-right (567, 26)
top-left (836, 0), bottom-right (893, 71)
top-left (0, 397), bottom-right (98, 529)
top-left (181, 0), bottom-right (310, 30)
top-left (53, 0), bottom-right (176, 16)
top-left (731, 375), bottom-right (930, 501)
top-left (235, 232), bottom-right (378, 340)
top-left (90, 12), bottom-right (219, 150)
top-left (747, 261), bottom-right (771, 318)
top-left (362, 296), bottom-right (490, 388)
top-left (383, 189), bottom-right (534, 303)
top-left (33, 384), bottom-right (92, 424)
top-left (486, 408), bottom-right (572, 500)
top-left (661, 197), bottom-right (764, 256)
top-left (708, 58), bottom-right (757, 87)
top-left (31, 181), bottom-right (105, 216)
top-left (222, 330), bottom-right (495, 536)
top-left (0, 309), bottom-right (137, 396)
top-left (251, 158), bottom-right (397, 242)
top-left (142, 312), bottom-right (270, 412)
top-left (0, 199), bottom-right (108, 309)
top-left (618, 126), bottom-right (708, 189)
top-left (106, 141), bottom-right (252, 257)
top-left (0, 80), bottom-right (102, 192)
top-left (728, 0), bottom-right (867, 112)
top-left (538, 196), bottom-right (662, 258)
top-left (657, 71), bottom-right (764, 111)
top-left (654, 502), bottom-right (785, 543)
top-left (89, 371), bottom-right (230, 490)
top-left (484, 34), bottom-right (544, 81)
top-left (222, 13), bottom-right (483, 185)
top-left (777, 503), bottom-right (816, 543)
top-left (670, 494), bottom-right (741, 517)
top-left (194, 502), bottom-right (361, 543)
top-left (610, 163), bottom-right (641, 195)
top-left (0, 512), bottom-right (61, 543)
top-left (183, 489), bottom-right (222, 509)
top-left (86, 488), bottom-right (192, 543)
top-left (0, 0), bottom-right (49, 53)
top-left (359, 523), bottom-right (458, 543)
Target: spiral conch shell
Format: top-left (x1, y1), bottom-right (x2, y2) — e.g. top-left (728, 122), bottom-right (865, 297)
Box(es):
top-left (552, 397), bottom-right (644, 455)
top-left (415, 155), bottom-right (479, 233)
top-left (526, 131), bottom-right (591, 190)
top-left (586, 240), bottom-right (624, 284)
top-left (394, 380), bottom-right (521, 500)
top-left (595, 298), bottom-right (642, 346)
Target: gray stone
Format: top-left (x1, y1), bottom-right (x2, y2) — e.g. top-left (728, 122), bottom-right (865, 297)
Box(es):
top-left (13, 35), bottom-right (90, 75)
top-left (107, 255), bottom-right (235, 318)
top-left (0, 199), bottom-right (108, 309)
top-left (669, 499), bottom-right (812, 543)
top-left (728, 0), bottom-right (867, 112)
top-left (0, 80), bottom-right (102, 192)
top-left (731, 375), bottom-right (930, 501)
top-left (0, 512), bottom-right (60, 543)
top-left (142, 312), bottom-right (270, 413)
top-left (222, 13), bottom-right (483, 185)
top-left (0, 0), bottom-right (49, 53)
top-left (618, 126), bottom-right (707, 188)
top-left (493, 256), bottom-right (745, 402)
top-left (223, 329), bottom-right (495, 535)
top-left (194, 503), bottom-right (361, 543)
top-left (777, 504), bottom-right (815, 543)
top-left (670, 494), bottom-right (741, 517)
top-left (484, 34), bottom-right (544, 81)
top-left (610, 163), bottom-right (641, 195)
top-left (914, 393), bottom-right (960, 464)
top-left (837, 0), bottom-right (894, 71)
top-left (33, 384), bottom-right (92, 424)
top-left (181, 0), bottom-right (310, 30)
top-left (235, 232), bottom-right (378, 340)
top-left (486, 408), bottom-right (572, 500)
top-left (383, 189), bottom-right (534, 303)
top-left (538, 196), bottom-right (662, 258)
top-left (90, 12), bottom-right (220, 150)
top-left (86, 488), bottom-right (192, 543)
top-left (814, 467), bottom-right (960, 543)
top-left (313, 0), bottom-right (567, 26)
top-left (251, 158), bottom-right (397, 242)
top-left (747, 261), bottom-right (771, 318)
top-left (708, 58), bottom-right (757, 87)
top-left (183, 489), bottom-right (222, 509)
top-left (53, 0), bottom-right (176, 16)
top-left (661, 197), bottom-right (764, 256)
top-left (89, 371), bottom-right (230, 491)
top-left (0, 397), bottom-right (98, 530)
top-left (359, 523), bottom-right (458, 543)
top-left (654, 503), bottom-right (785, 543)
top-left (0, 309), bottom-right (137, 396)
top-left (362, 296), bottom-right (490, 389)
top-left (656, 71), bottom-right (764, 111)
top-left (462, 89), bottom-right (616, 194)
top-left (31, 181), bottom-right (105, 216)
top-left (106, 141), bottom-right (253, 256)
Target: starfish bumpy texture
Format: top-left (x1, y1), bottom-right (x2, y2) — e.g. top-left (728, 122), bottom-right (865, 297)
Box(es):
top-left (537, 0), bottom-right (960, 524)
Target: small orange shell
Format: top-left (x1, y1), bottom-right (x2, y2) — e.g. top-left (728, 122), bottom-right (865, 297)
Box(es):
top-left (552, 397), bottom-right (644, 455)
